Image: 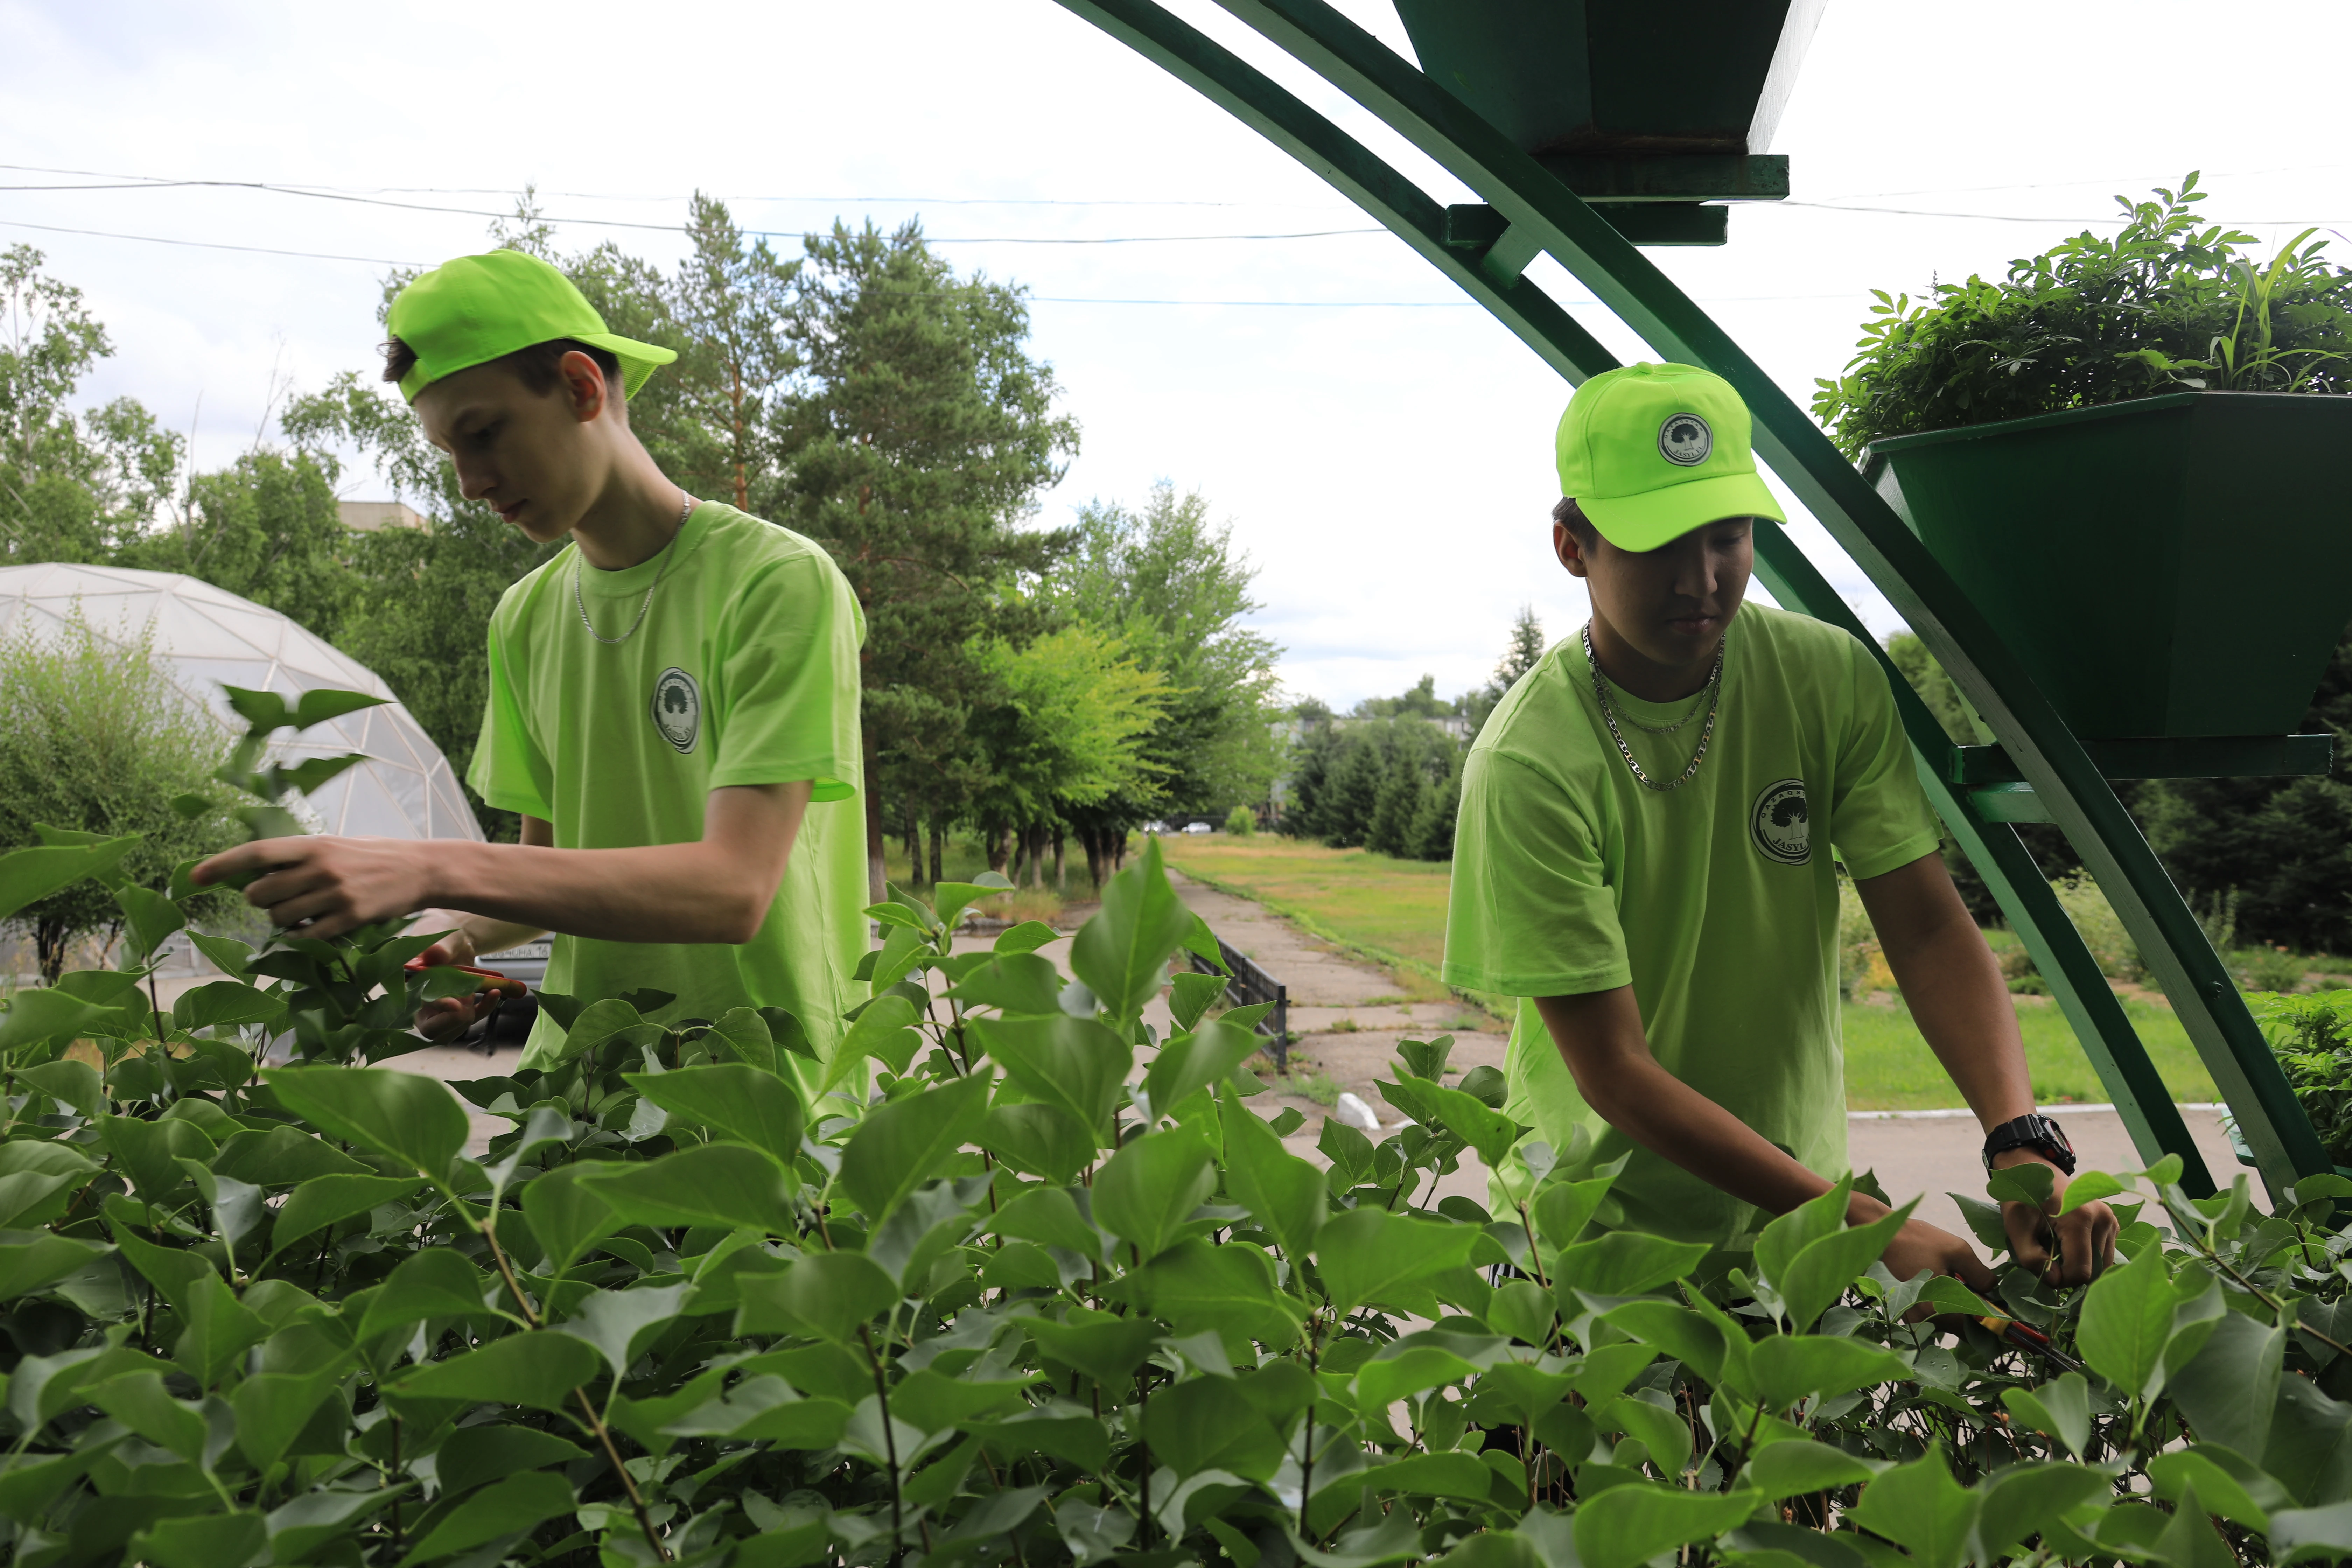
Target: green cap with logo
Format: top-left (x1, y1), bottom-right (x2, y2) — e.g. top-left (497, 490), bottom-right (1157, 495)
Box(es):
top-left (385, 250), bottom-right (677, 404)
top-left (1554, 362), bottom-right (1785, 551)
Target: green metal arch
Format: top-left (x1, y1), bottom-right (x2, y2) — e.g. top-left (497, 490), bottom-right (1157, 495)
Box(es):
top-left (1056, 0), bottom-right (2336, 1196)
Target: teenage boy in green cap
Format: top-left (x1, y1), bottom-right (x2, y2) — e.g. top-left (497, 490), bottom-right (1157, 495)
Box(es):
top-left (1443, 362), bottom-right (2115, 1289)
top-left (195, 250), bottom-right (867, 1080)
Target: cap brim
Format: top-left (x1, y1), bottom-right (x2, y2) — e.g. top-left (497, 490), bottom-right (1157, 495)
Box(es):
top-left (581, 332), bottom-right (678, 397)
top-left (1579, 471), bottom-right (1786, 552)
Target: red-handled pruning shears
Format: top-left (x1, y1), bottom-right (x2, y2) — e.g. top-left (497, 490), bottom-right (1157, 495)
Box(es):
top-left (1981, 1314), bottom-right (2085, 1376)
top-left (403, 956), bottom-right (529, 997)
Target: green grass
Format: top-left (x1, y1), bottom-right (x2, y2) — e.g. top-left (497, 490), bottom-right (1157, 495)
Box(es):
top-left (1162, 833), bottom-right (2227, 1112)
top-left (1841, 995), bottom-right (2218, 1111)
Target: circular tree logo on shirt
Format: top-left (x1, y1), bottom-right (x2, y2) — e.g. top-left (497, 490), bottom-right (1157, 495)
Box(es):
top-left (651, 667), bottom-right (701, 754)
top-left (1751, 777), bottom-right (1810, 865)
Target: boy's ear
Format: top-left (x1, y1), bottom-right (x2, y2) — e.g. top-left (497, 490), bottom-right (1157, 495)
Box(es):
top-left (559, 349), bottom-right (613, 424)
top-left (1553, 521), bottom-right (1592, 579)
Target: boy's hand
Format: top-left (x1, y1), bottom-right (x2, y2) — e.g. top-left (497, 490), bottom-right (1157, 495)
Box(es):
top-left (192, 835), bottom-right (434, 943)
top-left (1880, 1214), bottom-right (1999, 1294)
top-left (1997, 1154), bottom-right (2117, 1287)
top-left (410, 917), bottom-right (484, 1042)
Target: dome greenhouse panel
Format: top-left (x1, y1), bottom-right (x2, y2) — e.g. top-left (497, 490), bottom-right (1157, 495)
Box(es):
top-left (0, 563), bottom-right (483, 844)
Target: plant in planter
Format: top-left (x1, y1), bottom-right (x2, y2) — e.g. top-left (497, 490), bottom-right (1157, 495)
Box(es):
top-left (1811, 176), bottom-right (2352, 744)
top-left (5, 688), bottom-right (2352, 1567)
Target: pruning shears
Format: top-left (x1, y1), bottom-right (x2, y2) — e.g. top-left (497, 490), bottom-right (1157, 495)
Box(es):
top-left (404, 956), bottom-right (535, 1051)
top-left (1981, 1314), bottom-right (2085, 1376)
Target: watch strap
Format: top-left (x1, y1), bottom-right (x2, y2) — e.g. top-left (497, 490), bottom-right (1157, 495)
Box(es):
top-left (1983, 1113), bottom-right (2076, 1175)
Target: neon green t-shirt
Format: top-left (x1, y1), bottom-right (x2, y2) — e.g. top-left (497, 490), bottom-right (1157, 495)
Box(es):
top-left (468, 500), bottom-right (868, 1074)
top-left (1441, 603), bottom-right (1941, 1246)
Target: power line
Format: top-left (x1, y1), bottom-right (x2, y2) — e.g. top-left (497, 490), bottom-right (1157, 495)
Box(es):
top-left (0, 216), bottom-right (424, 267)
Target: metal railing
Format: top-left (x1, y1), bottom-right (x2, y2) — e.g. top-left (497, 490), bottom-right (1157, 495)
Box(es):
top-left (1188, 938), bottom-right (1290, 1071)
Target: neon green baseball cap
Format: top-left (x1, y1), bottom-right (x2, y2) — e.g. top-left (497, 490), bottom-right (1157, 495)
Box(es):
top-left (385, 250), bottom-right (677, 404)
top-left (1554, 362), bottom-right (1785, 550)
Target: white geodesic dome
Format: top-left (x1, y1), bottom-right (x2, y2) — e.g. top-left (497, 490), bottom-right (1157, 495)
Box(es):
top-left (0, 563), bottom-right (483, 843)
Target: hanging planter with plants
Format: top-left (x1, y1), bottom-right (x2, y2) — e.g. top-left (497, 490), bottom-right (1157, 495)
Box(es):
top-left (1813, 174), bottom-right (2352, 745)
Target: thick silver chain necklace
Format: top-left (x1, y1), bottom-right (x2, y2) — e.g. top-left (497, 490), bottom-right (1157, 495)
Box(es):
top-left (574, 492), bottom-right (694, 646)
top-left (1583, 623), bottom-right (1724, 792)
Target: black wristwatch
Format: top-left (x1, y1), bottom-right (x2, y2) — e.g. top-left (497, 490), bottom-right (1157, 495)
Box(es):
top-left (1983, 1113), bottom-right (2076, 1175)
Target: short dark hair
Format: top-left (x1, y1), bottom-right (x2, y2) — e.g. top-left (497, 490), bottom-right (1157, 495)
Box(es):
top-left (1553, 495), bottom-right (1599, 549)
top-left (379, 336), bottom-right (625, 404)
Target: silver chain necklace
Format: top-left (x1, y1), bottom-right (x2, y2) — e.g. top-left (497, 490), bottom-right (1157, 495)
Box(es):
top-left (1583, 623), bottom-right (1725, 792)
top-left (574, 492), bottom-right (695, 646)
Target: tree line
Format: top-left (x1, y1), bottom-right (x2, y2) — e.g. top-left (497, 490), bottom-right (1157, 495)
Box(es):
top-left (0, 197), bottom-right (1285, 903)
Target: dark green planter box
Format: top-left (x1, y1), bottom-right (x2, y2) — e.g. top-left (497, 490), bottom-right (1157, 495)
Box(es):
top-left (1865, 391), bottom-right (2352, 742)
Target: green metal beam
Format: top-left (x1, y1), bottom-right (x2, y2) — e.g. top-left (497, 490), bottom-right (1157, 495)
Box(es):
top-left (1049, 0), bottom-right (2224, 1192)
top-left (1195, 0), bottom-right (2323, 1197)
top-left (1952, 734), bottom-right (2336, 787)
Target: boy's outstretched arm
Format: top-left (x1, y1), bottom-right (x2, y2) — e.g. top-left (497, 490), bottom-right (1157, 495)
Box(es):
top-left (1856, 850), bottom-right (2118, 1286)
top-left (192, 780), bottom-right (812, 951)
top-left (1536, 985), bottom-right (2000, 1290)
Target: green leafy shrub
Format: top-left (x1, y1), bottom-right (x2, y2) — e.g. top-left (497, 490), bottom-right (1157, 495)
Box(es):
top-left (3, 688), bottom-right (2352, 1567)
top-left (1223, 806), bottom-right (1257, 838)
top-left (2255, 990), bottom-right (2352, 1165)
top-left (2235, 945), bottom-right (2309, 995)
top-left (1813, 174), bottom-right (2352, 458)
top-left (2053, 872), bottom-right (2146, 983)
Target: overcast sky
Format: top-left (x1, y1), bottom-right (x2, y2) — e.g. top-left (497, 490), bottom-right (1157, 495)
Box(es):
top-left (6, 1), bottom-right (2348, 710)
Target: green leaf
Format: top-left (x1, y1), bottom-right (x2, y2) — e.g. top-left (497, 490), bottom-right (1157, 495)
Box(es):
top-left (1370, 1451), bottom-right (1496, 1503)
top-left (0, 1232), bottom-right (109, 1303)
top-left (2147, 1450), bottom-right (2278, 1534)
top-left (1848, 1446), bottom-right (1979, 1568)
top-left (221, 684), bottom-right (292, 731)
top-left (1777, 1200), bottom-right (1914, 1331)
top-left (1600, 1300), bottom-right (1725, 1386)
top-left (557, 1282), bottom-right (694, 1380)
top-left (989, 1184), bottom-right (1106, 1259)
top-left (518, 1163), bottom-right (622, 1276)
top-left (1530, 1167), bottom-right (1622, 1253)
top-left (1092, 1126), bottom-right (1215, 1262)
top-left (0, 1436), bottom-right (122, 1524)
top-left (433, 1423), bottom-right (588, 1496)
top-left (1947, 1190), bottom-right (2009, 1252)
top-left (0, 837), bottom-right (139, 925)
top-left (1554, 1231), bottom-right (1712, 1300)
top-left (1740, 1438), bottom-right (1882, 1497)
top-left (264, 1488), bottom-right (399, 1562)
top-left (1141, 1375), bottom-right (1288, 1480)
top-left (1314, 1206), bottom-right (1479, 1314)
top-left (170, 793), bottom-right (215, 820)
top-left (890, 1367), bottom-right (1036, 1434)
top-left (1069, 837), bottom-right (1193, 1019)
top-left (1143, 1018), bottom-right (1259, 1122)
top-left (1985, 1161), bottom-right (2056, 1209)
top-left (211, 1127), bottom-right (366, 1186)
top-left (293, 687), bottom-right (393, 729)
top-left (993, 918), bottom-right (1059, 955)
top-left (86, 1371), bottom-right (210, 1463)
top-left (96, 1114), bottom-right (210, 1205)
top-left (2168, 1308), bottom-right (2284, 1458)
top-left (623, 1063), bottom-right (805, 1163)
top-left (14, 1059), bottom-right (102, 1119)
top-left (1970, 1462), bottom-right (2114, 1560)
top-left (174, 1274), bottom-right (271, 1387)
top-left (130, 1510), bottom-right (268, 1568)
top-left (1746, 1335), bottom-right (1910, 1412)
top-left (929, 881), bottom-right (1004, 932)
top-left (1128, 1238), bottom-right (1301, 1348)
top-left (2270, 1502), bottom-right (2352, 1564)
top-left (1024, 1313), bottom-right (1161, 1391)
top-left (1218, 1091), bottom-right (1326, 1259)
top-left (971, 1013), bottom-right (1132, 1141)
top-left (396, 1469), bottom-right (574, 1567)
top-left (1433, 1530), bottom-right (1544, 1568)
top-left (237, 804), bottom-right (308, 841)
top-left (1168, 971), bottom-right (1228, 1032)
top-left (1572, 1483), bottom-right (1762, 1568)
top-left (837, 991), bottom-right (922, 1078)
top-left (270, 1172), bottom-right (424, 1256)
top-left (1354, 1345), bottom-right (1480, 1412)
top-left (113, 884), bottom-right (188, 962)
top-left (271, 751), bottom-right (370, 797)
top-left (2001, 1371), bottom-right (2093, 1458)
top-left (837, 1070), bottom-right (990, 1225)
top-left (232, 1371), bottom-right (343, 1471)
top-left (950, 953), bottom-right (1065, 1015)
top-left (357, 1249), bottom-right (499, 1341)
top-left (578, 1142), bottom-right (796, 1233)
top-left (262, 1065), bottom-right (468, 1183)
top-left (734, 1251), bottom-right (900, 1344)
top-left (173, 980), bottom-right (283, 1034)
top-left (2058, 1168), bottom-right (2127, 1216)
top-left (976, 1103), bottom-right (1095, 1185)
top-left (2077, 1239), bottom-right (2183, 1399)
top-left (1381, 1077), bottom-right (1517, 1168)
top-left (1754, 1178), bottom-right (1851, 1284)
top-left (0, 988), bottom-right (111, 1054)
top-left (389, 1331), bottom-right (602, 1413)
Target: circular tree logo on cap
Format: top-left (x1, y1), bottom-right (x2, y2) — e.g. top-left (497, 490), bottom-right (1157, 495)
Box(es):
top-left (651, 667), bottom-right (701, 754)
top-left (1658, 412), bottom-right (1713, 467)
top-left (1751, 777), bottom-right (1810, 865)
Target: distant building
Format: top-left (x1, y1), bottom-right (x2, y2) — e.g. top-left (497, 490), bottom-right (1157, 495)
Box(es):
top-left (339, 500), bottom-right (429, 533)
